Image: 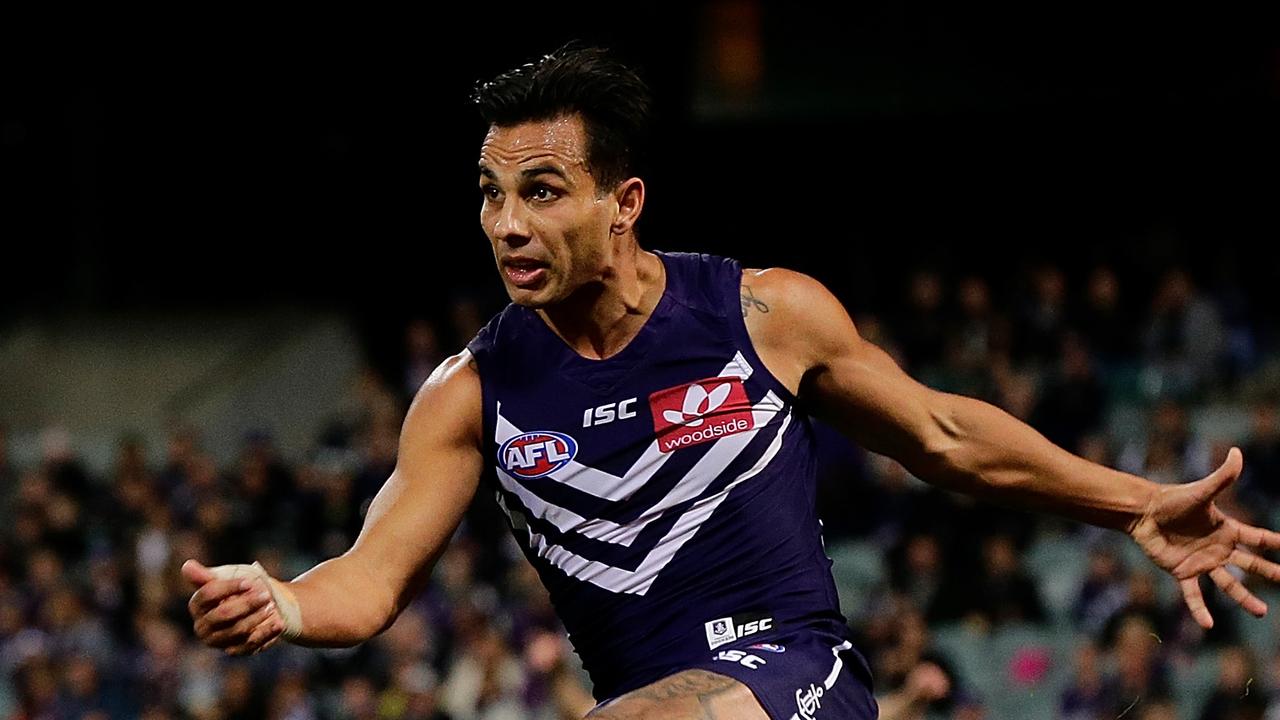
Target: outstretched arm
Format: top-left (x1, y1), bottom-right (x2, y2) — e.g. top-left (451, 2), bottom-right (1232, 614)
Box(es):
top-left (183, 350), bottom-right (484, 653)
top-left (744, 268), bottom-right (1280, 629)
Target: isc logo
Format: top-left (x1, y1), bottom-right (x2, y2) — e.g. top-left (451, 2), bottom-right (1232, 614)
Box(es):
top-left (582, 397), bottom-right (638, 428)
top-left (705, 615), bottom-right (773, 650)
top-left (713, 649), bottom-right (767, 670)
top-left (498, 431), bottom-right (578, 479)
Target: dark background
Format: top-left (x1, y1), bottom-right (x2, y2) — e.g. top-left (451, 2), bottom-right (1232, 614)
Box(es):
top-left (3, 6), bottom-right (1278, 373)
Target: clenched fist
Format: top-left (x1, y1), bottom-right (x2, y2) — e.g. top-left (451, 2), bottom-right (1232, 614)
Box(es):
top-left (182, 558), bottom-right (301, 655)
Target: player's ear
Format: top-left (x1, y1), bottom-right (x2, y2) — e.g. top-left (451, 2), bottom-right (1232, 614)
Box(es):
top-left (610, 177), bottom-right (645, 236)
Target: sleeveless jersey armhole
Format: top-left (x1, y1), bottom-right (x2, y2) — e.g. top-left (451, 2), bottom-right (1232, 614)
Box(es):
top-left (723, 262), bottom-right (803, 408)
top-left (465, 322), bottom-right (498, 477)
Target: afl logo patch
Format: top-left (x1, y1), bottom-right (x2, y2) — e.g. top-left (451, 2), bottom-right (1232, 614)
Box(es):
top-left (498, 431), bottom-right (578, 479)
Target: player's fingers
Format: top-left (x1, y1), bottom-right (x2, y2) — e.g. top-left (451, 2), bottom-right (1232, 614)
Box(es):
top-left (188, 578), bottom-right (253, 615)
top-left (192, 589), bottom-right (266, 639)
top-left (257, 631), bottom-right (285, 654)
top-left (181, 559), bottom-right (216, 588)
top-left (207, 601), bottom-right (275, 649)
top-left (205, 601), bottom-right (277, 648)
top-left (1231, 548), bottom-right (1280, 583)
top-left (1179, 576), bottom-right (1214, 629)
top-left (1232, 519), bottom-right (1280, 552)
top-left (1188, 447), bottom-right (1242, 504)
top-left (248, 614), bottom-right (285, 650)
top-left (227, 614), bottom-right (284, 656)
top-left (1210, 566), bottom-right (1268, 617)
top-left (203, 588), bottom-right (272, 626)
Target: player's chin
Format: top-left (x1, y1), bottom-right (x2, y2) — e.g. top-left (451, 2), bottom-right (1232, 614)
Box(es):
top-left (505, 281), bottom-right (557, 308)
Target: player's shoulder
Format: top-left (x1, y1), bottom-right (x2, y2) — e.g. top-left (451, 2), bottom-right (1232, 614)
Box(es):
top-left (741, 266), bottom-right (828, 292)
top-left (740, 267), bottom-right (845, 319)
top-left (740, 267), bottom-right (860, 367)
top-left (411, 350), bottom-right (480, 405)
top-left (403, 349), bottom-right (483, 443)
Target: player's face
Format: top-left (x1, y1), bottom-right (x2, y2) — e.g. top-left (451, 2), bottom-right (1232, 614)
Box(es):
top-left (478, 115), bottom-right (619, 307)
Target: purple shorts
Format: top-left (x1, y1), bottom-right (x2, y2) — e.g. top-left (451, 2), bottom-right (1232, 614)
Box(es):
top-left (595, 626), bottom-right (879, 720)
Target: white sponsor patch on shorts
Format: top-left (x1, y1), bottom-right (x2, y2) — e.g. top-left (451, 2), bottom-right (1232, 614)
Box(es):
top-left (704, 615), bottom-right (773, 650)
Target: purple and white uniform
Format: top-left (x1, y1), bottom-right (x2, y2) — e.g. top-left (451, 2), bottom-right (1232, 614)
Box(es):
top-left (467, 251), bottom-right (878, 719)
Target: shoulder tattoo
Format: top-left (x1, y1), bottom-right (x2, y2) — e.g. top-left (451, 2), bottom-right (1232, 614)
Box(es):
top-left (740, 284), bottom-right (770, 318)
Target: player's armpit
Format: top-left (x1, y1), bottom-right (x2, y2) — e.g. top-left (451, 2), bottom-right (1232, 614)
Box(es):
top-left (283, 350), bottom-right (485, 647)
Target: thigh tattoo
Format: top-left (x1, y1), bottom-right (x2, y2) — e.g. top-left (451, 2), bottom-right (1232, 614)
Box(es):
top-left (587, 670), bottom-right (746, 720)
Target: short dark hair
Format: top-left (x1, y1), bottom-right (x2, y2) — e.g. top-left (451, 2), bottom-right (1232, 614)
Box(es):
top-left (472, 42), bottom-right (652, 192)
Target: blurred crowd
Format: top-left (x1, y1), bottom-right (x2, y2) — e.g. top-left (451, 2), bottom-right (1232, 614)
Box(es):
top-left (5, 262), bottom-right (1280, 720)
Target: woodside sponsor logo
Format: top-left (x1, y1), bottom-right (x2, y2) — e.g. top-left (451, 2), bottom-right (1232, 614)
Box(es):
top-left (649, 378), bottom-right (755, 453)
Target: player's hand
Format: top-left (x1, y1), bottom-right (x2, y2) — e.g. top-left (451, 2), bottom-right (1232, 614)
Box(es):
top-left (182, 559), bottom-right (288, 656)
top-left (1128, 447), bottom-right (1280, 629)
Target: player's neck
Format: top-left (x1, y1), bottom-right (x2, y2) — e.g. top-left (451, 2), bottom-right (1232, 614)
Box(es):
top-left (537, 246), bottom-right (665, 361)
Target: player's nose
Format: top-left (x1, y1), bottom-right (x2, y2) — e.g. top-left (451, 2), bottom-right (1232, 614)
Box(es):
top-left (491, 199), bottom-right (532, 246)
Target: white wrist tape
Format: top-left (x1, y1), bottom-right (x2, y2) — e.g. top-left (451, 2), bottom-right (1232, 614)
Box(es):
top-left (208, 561), bottom-right (304, 641)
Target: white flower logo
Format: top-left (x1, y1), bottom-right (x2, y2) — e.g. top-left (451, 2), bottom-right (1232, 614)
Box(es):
top-left (662, 382), bottom-right (732, 427)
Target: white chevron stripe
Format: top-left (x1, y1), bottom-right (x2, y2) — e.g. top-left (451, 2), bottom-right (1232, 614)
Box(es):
top-left (498, 410), bottom-right (792, 595)
top-left (497, 391), bottom-right (783, 547)
top-left (577, 391), bottom-right (782, 545)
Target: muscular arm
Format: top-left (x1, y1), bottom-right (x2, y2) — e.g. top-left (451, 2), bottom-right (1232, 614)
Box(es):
top-left (743, 268), bottom-right (1155, 531)
top-left (283, 351), bottom-right (484, 647)
top-left (745, 268), bottom-right (1280, 628)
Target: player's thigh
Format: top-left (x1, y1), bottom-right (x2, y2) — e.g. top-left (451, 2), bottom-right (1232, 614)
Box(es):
top-left (586, 668), bottom-right (769, 720)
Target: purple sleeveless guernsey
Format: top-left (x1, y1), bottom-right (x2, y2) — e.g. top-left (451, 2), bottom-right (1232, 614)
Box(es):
top-left (467, 251), bottom-right (873, 705)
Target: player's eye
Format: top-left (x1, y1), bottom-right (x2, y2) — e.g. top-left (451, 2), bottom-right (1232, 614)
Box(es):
top-left (480, 184), bottom-right (501, 202)
top-left (529, 185), bottom-right (560, 203)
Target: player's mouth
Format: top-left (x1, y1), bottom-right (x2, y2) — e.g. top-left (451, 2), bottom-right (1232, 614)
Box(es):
top-left (502, 256), bottom-right (549, 288)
